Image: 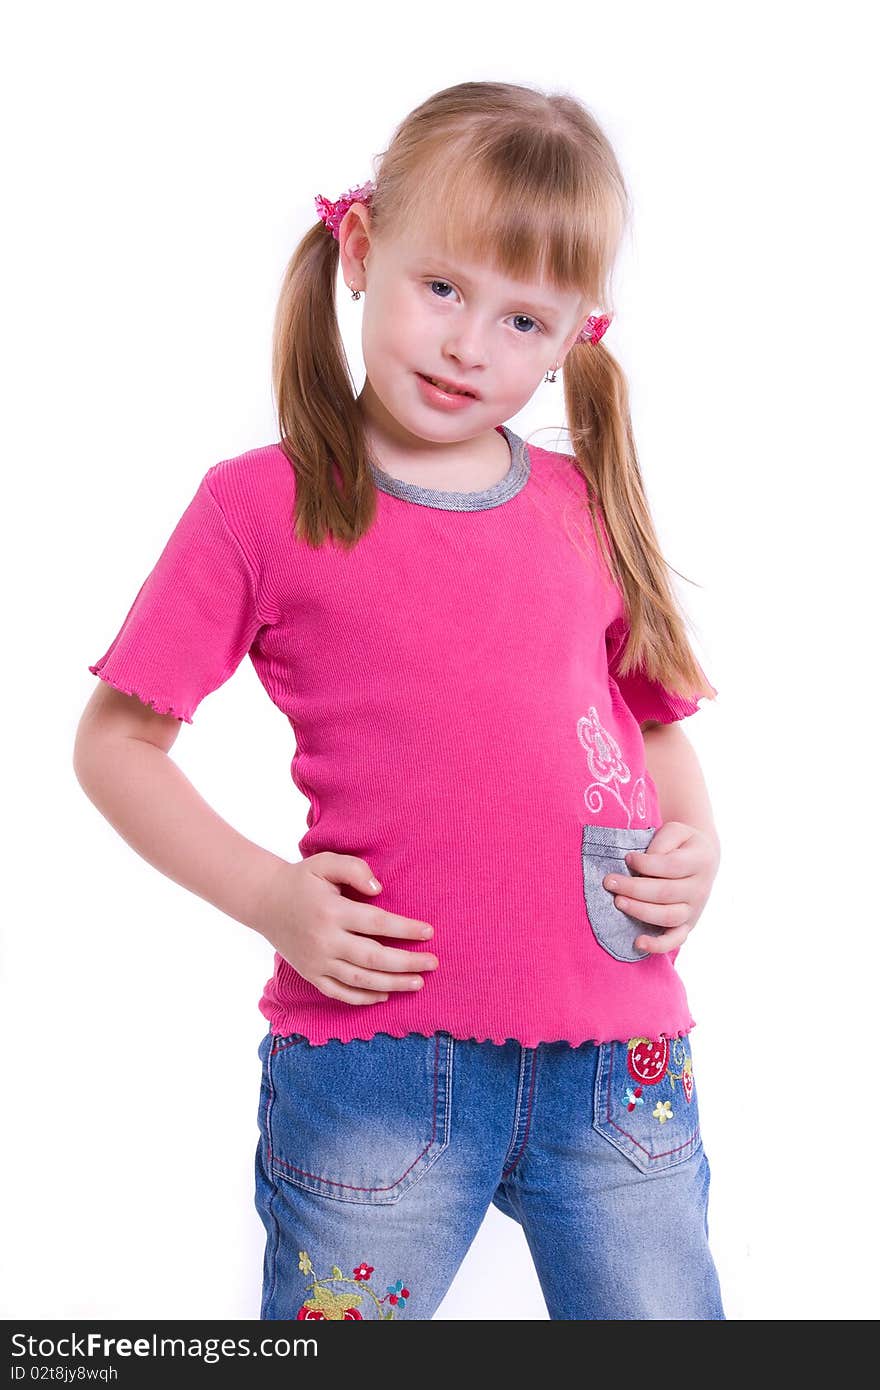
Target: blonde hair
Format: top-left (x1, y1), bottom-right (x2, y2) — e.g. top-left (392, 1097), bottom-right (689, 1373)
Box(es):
top-left (271, 80), bottom-right (715, 706)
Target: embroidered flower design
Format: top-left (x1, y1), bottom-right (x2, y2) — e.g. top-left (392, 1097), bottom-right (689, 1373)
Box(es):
top-left (666, 1038), bottom-right (695, 1103)
top-left (681, 1059), bottom-right (695, 1104)
top-left (577, 708), bottom-right (630, 784)
top-left (577, 707), bottom-right (649, 825)
top-left (295, 1248), bottom-right (410, 1319)
top-left (297, 1299), bottom-right (363, 1320)
top-left (652, 1100), bottom-right (673, 1124)
top-left (386, 1279), bottom-right (410, 1307)
top-left (624, 1085), bottom-right (644, 1111)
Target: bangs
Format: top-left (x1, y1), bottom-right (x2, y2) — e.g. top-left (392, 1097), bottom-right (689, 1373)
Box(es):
top-left (384, 129), bottom-right (627, 311)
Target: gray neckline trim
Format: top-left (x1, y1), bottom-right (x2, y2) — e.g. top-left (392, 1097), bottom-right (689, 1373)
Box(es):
top-left (368, 424), bottom-right (530, 511)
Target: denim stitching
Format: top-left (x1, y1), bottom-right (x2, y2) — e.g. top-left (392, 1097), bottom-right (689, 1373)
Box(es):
top-left (441, 1034), bottom-right (454, 1155)
top-left (582, 846), bottom-right (649, 858)
top-left (581, 824), bottom-right (656, 851)
top-left (268, 1032), bottom-right (446, 1193)
top-left (500, 1046), bottom-right (528, 1175)
top-left (260, 1168), bottom-right (281, 1318)
top-left (600, 1042), bottom-right (699, 1161)
top-left (262, 1050), bottom-right (282, 1314)
top-left (502, 1049), bottom-right (538, 1178)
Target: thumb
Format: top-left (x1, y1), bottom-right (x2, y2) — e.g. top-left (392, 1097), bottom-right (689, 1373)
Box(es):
top-left (310, 851), bottom-right (383, 894)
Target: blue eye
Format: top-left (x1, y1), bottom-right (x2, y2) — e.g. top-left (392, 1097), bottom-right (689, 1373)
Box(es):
top-left (426, 281), bottom-right (543, 335)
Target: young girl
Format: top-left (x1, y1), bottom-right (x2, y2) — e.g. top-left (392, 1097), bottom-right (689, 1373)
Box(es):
top-left (76, 80), bottom-right (724, 1321)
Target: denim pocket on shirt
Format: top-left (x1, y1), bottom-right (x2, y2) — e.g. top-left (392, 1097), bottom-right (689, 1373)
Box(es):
top-left (581, 822), bottom-right (661, 962)
top-left (264, 1030), bottom-right (454, 1205)
top-left (592, 1034), bottom-right (702, 1174)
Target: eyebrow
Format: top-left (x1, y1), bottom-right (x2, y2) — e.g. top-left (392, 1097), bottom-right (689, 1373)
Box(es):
top-left (414, 259), bottom-right (562, 320)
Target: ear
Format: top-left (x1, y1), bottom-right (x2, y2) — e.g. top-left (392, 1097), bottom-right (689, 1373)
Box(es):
top-left (337, 202), bottom-right (373, 284)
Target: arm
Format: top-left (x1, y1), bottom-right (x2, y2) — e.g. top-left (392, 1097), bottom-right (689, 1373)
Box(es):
top-left (73, 683), bottom-right (440, 1003)
top-left (73, 683), bottom-right (290, 933)
top-left (642, 722), bottom-right (720, 856)
top-left (603, 721), bottom-right (721, 955)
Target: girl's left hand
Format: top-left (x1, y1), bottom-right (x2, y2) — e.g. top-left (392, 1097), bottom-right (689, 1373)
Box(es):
top-left (603, 821), bottom-right (721, 955)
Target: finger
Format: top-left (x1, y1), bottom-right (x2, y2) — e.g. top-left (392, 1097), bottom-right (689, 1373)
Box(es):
top-left (604, 872), bottom-right (695, 906)
top-left (328, 959), bottom-right (432, 994)
top-left (314, 975), bottom-right (390, 1005)
top-left (349, 904), bottom-right (435, 941)
top-left (624, 849), bottom-right (692, 879)
top-left (613, 895), bottom-right (690, 931)
top-left (634, 923), bottom-right (692, 955)
top-left (342, 936), bottom-right (439, 975)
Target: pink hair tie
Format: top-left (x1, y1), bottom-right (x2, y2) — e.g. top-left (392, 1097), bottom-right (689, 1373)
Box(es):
top-left (578, 313), bottom-right (612, 345)
top-left (314, 181), bottom-right (375, 240)
top-left (314, 179), bottom-right (612, 345)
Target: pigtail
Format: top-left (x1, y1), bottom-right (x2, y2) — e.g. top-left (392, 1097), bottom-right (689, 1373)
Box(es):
top-left (563, 337), bottom-right (717, 705)
top-left (271, 220), bottom-right (377, 550)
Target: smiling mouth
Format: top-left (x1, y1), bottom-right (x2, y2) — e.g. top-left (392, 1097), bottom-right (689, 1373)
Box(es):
top-left (418, 373), bottom-right (478, 398)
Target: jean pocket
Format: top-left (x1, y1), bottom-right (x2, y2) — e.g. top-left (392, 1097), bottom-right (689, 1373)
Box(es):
top-left (264, 1030), bottom-right (454, 1205)
top-left (581, 822), bottom-right (661, 962)
top-left (593, 1035), bottom-right (702, 1174)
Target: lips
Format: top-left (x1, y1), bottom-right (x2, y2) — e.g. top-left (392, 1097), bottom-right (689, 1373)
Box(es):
top-left (418, 373), bottom-right (479, 399)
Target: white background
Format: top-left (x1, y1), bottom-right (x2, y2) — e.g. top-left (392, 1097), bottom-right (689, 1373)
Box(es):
top-left (3, 0), bottom-right (878, 1321)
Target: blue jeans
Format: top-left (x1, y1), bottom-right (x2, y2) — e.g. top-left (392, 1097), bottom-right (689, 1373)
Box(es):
top-left (254, 1028), bottom-right (724, 1320)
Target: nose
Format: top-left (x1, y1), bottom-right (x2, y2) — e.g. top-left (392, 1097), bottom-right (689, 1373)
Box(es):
top-left (442, 316), bottom-right (491, 371)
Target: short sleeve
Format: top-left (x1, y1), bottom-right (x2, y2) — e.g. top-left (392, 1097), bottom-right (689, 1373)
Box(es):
top-left (606, 616), bottom-right (718, 726)
top-left (88, 473), bottom-right (265, 723)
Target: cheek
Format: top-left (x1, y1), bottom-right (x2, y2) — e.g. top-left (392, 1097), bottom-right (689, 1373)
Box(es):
top-left (368, 291), bottom-right (422, 356)
top-left (503, 347), bottom-right (546, 389)
top-left (363, 312), bottom-right (407, 374)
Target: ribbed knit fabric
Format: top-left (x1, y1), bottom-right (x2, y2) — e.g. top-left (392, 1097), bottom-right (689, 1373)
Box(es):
top-left (89, 424), bottom-right (717, 1048)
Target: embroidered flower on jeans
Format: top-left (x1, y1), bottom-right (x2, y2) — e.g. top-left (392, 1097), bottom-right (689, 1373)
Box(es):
top-left (297, 1294), bottom-right (363, 1319)
top-left (667, 1047), bottom-right (695, 1104)
top-left (295, 1249), bottom-right (411, 1319)
top-left (386, 1279), bottom-right (410, 1307)
top-left (624, 1085), bottom-right (644, 1111)
top-left (681, 1059), bottom-right (695, 1104)
top-left (652, 1100), bottom-right (673, 1124)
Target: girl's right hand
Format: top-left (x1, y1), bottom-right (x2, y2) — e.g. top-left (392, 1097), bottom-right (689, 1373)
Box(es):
top-left (251, 852), bottom-right (439, 1005)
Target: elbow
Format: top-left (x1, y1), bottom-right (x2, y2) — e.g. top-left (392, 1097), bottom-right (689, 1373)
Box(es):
top-left (72, 719), bottom-right (107, 799)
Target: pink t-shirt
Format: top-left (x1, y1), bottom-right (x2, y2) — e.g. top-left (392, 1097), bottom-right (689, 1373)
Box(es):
top-left (89, 424), bottom-right (717, 1047)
